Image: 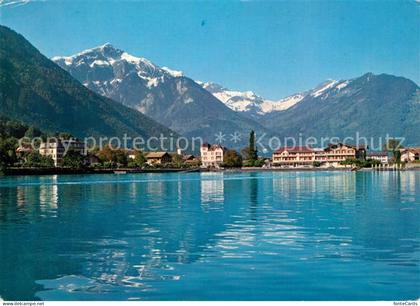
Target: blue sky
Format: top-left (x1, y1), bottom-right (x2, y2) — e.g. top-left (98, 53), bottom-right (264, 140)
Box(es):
top-left (0, 0), bottom-right (418, 98)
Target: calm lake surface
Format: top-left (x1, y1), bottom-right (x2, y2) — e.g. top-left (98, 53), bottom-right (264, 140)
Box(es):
top-left (0, 171), bottom-right (419, 301)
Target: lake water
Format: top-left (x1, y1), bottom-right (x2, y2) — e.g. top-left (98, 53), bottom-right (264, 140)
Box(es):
top-left (0, 171), bottom-right (419, 301)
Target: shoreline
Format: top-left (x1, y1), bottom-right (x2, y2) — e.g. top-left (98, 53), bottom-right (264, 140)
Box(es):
top-left (2, 166), bottom-right (419, 176)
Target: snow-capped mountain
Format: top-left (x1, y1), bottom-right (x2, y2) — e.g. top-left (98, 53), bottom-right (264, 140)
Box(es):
top-left (198, 79), bottom-right (351, 118)
top-left (53, 44), bottom-right (274, 147)
top-left (52, 43), bottom-right (352, 121)
top-left (52, 43), bottom-right (184, 96)
top-left (52, 45), bottom-right (420, 145)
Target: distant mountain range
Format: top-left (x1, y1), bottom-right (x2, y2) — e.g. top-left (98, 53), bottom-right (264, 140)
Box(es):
top-left (197, 80), bottom-right (337, 119)
top-left (54, 44), bottom-right (419, 145)
top-left (202, 75), bottom-right (419, 145)
top-left (0, 26), bottom-right (176, 144)
top-left (52, 43), bottom-right (273, 147)
top-left (263, 73), bottom-right (419, 145)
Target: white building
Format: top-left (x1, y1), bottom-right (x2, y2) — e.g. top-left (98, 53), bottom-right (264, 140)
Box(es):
top-left (400, 148), bottom-right (420, 162)
top-left (200, 143), bottom-right (226, 168)
top-left (39, 139), bottom-right (86, 167)
top-left (367, 152), bottom-right (389, 164)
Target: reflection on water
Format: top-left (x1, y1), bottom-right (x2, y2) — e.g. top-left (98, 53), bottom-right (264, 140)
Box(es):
top-left (0, 171), bottom-right (419, 300)
top-left (201, 173), bottom-right (224, 210)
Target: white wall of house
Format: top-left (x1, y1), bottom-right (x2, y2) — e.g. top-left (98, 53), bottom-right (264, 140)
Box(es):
top-left (201, 145), bottom-right (224, 168)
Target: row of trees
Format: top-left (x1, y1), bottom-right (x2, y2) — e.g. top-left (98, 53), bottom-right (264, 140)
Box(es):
top-left (340, 158), bottom-right (381, 168)
top-left (92, 147), bottom-right (199, 169)
top-left (0, 117), bottom-right (90, 172)
top-left (0, 117), bottom-right (43, 173)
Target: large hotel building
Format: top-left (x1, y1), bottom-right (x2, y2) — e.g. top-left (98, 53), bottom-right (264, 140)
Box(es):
top-left (272, 143), bottom-right (367, 167)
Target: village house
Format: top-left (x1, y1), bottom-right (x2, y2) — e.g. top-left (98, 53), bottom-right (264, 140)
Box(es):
top-left (272, 143), bottom-right (367, 168)
top-left (400, 148), bottom-right (420, 162)
top-left (200, 143), bottom-right (226, 168)
top-left (39, 139), bottom-right (86, 167)
top-left (183, 154), bottom-right (199, 163)
top-left (367, 152), bottom-right (389, 164)
top-left (145, 152), bottom-right (172, 165)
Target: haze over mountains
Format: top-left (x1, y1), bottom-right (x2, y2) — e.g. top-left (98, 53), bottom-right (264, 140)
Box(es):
top-left (54, 44), bottom-right (420, 146)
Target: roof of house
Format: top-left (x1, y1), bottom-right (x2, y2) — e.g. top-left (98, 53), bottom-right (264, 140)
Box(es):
top-left (125, 149), bottom-right (138, 155)
top-left (201, 143), bottom-right (227, 151)
top-left (326, 143), bottom-right (367, 150)
top-left (183, 154), bottom-right (195, 160)
top-left (367, 151), bottom-right (388, 157)
top-left (401, 147), bottom-right (420, 154)
top-left (145, 152), bottom-right (171, 159)
top-left (16, 146), bottom-right (33, 153)
top-left (275, 146), bottom-right (314, 154)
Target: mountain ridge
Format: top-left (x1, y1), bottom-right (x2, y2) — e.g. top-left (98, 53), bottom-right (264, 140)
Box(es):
top-left (0, 25), bottom-right (178, 145)
top-left (53, 43), bottom-right (275, 147)
top-left (263, 72), bottom-right (420, 145)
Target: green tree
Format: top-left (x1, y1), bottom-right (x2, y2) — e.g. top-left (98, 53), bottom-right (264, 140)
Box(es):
top-left (384, 138), bottom-right (403, 163)
top-left (97, 146), bottom-right (128, 168)
top-left (253, 158), bottom-right (266, 167)
top-left (62, 149), bottom-right (85, 169)
top-left (23, 152), bottom-right (54, 168)
top-left (313, 161), bottom-right (322, 167)
top-left (341, 158), bottom-right (363, 167)
top-left (248, 130), bottom-right (258, 165)
top-left (24, 126), bottom-right (42, 138)
top-left (128, 150), bottom-right (147, 168)
top-left (223, 150), bottom-right (243, 168)
top-left (0, 137), bottom-right (18, 172)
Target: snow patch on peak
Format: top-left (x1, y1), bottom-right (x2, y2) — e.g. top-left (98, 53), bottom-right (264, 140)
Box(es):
top-left (90, 59), bottom-right (110, 67)
top-left (261, 94), bottom-right (305, 113)
top-left (121, 52), bottom-right (145, 64)
top-left (311, 80), bottom-right (338, 97)
top-left (100, 42), bottom-right (114, 48)
top-left (200, 81), bottom-right (227, 93)
top-left (198, 81), bottom-right (305, 115)
top-left (336, 80), bottom-right (350, 90)
top-left (162, 67), bottom-right (183, 77)
top-left (52, 44), bottom-right (189, 89)
top-left (51, 55), bottom-right (74, 66)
